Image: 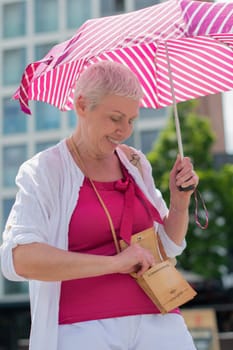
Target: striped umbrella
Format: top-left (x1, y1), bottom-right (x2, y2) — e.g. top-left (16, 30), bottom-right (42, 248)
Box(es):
top-left (13, 0), bottom-right (233, 153)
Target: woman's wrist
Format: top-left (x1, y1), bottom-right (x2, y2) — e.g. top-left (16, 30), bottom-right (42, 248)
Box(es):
top-left (169, 205), bottom-right (189, 214)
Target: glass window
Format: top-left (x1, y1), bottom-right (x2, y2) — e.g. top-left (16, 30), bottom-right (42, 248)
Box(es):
top-left (2, 48), bottom-right (26, 86)
top-left (36, 140), bottom-right (59, 153)
top-left (140, 129), bottom-right (159, 154)
top-left (35, 102), bottom-right (61, 130)
top-left (67, 0), bottom-right (91, 29)
top-left (3, 97), bottom-right (27, 134)
top-left (2, 1), bottom-right (26, 38)
top-left (124, 133), bottom-right (135, 148)
top-left (34, 0), bottom-right (58, 33)
top-left (4, 279), bottom-right (28, 294)
top-left (134, 0), bottom-right (159, 10)
top-left (100, 0), bottom-right (125, 16)
top-left (68, 110), bottom-right (77, 128)
top-left (3, 145), bottom-right (27, 187)
top-left (139, 107), bottom-right (166, 120)
top-left (2, 198), bottom-right (15, 229)
top-left (34, 42), bottom-right (58, 61)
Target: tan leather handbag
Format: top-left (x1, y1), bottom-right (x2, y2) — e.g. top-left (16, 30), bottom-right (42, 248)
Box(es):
top-left (119, 227), bottom-right (197, 314)
top-left (89, 177), bottom-right (197, 314)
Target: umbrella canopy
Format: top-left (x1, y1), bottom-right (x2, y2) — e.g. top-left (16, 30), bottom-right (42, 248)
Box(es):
top-left (13, 0), bottom-right (233, 115)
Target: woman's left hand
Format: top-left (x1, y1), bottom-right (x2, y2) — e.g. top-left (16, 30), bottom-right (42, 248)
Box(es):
top-left (169, 154), bottom-right (199, 201)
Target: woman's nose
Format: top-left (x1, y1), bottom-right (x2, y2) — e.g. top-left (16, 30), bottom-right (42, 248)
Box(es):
top-left (116, 120), bottom-right (131, 136)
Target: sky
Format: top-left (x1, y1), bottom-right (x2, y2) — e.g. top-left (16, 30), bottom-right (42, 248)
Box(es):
top-left (216, 1), bottom-right (233, 154)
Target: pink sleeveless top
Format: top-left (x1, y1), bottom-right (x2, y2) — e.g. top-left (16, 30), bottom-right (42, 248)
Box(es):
top-left (59, 165), bottom-right (179, 324)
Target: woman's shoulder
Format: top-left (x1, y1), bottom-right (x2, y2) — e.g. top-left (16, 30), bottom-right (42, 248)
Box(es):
top-left (18, 140), bottom-right (68, 180)
top-left (117, 144), bottom-right (150, 169)
top-left (117, 144), bottom-right (146, 159)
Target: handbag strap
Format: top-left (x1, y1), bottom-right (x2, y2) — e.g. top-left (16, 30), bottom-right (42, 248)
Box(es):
top-left (89, 179), bottom-right (121, 254)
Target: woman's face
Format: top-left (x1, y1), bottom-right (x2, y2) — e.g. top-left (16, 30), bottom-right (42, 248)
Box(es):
top-left (78, 94), bottom-right (140, 157)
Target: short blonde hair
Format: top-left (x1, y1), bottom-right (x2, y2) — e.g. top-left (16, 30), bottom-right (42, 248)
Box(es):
top-left (74, 61), bottom-right (143, 110)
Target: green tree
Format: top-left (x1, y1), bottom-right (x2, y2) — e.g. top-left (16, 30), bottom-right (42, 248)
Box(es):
top-left (147, 100), bottom-right (233, 279)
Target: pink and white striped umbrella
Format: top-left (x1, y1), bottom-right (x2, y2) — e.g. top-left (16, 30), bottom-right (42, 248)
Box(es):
top-left (13, 0), bottom-right (233, 116)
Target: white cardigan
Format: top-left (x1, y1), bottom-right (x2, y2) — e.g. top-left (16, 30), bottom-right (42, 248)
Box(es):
top-left (0, 140), bottom-right (185, 350)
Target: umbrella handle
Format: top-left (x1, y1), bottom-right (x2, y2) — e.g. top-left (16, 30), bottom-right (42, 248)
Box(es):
top-left (178, 184), bottom-right (195, 192)
top-left (174, 105), bottom-right (195, 191)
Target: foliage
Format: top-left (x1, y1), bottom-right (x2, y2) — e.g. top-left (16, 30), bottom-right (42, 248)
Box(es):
top-left (147, 100), bottom-right (233, 278)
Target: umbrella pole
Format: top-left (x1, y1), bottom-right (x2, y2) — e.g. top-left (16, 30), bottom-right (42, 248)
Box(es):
top-left (173, 98), bottom-right (184, 160)
top-left (164, 42), bottom-right (184, 160)
top-left (165, 43), bottom-right (195, 192)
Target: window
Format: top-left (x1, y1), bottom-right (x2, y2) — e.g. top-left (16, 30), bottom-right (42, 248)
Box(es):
top-left (3, 97), bottom-right (27, 134)
top-left (140, 129), bottom-right (159, 153)
top-left (134, 0), bottom-right (159, 10)
top-left (139, 107), bottom-right (166, 120)
top-left (3, 145), bottom-right (27, 187)
top-left (2, 198), bottom-right (15, 229)
top-left (2, 1), bottom-right (26, 38)
top-left (2, 48), bottom-right (26, 86)
top-left (124, 133), bottom-right (135, 148)
top-left (67, 0), bottom-right (91, 29)
top-left (36, 140), bottom-right (59, 153)
top-left (100, 0), bottom-right (125, 16)
top-left (68, 110), bottom-right (77, 128)
top-left (35, 102), bottom-right (61, 130)
top-left (34, 42), bottom-right (58, 61)
top-left (4, 279), bottom-right (28, 294)
top-left (34, 0), bottom-right (58, 33)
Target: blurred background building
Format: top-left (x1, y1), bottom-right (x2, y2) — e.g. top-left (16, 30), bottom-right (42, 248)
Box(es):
top-left (0, 0), bottom-right (232, 349)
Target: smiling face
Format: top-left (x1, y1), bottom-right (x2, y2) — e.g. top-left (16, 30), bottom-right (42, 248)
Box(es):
top-left (75, 94), bottom-right (139, 158)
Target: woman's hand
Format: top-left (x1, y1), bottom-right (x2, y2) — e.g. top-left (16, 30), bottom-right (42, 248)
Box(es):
top-left (163, 154), bottom-right (199, 245)
top-left (169, 154), bottom-right (199, 209)
top-left (113, 243), bottom-right (155, 277)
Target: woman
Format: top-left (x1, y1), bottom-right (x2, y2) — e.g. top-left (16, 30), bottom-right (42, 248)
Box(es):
top-left (1, 61), bottom-right (198, 350)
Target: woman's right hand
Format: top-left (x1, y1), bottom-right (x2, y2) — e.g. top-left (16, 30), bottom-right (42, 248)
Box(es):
top-left (113, 243), bottom-right (155, 277)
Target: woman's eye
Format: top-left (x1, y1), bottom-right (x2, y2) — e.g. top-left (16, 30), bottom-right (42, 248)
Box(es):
top-left (111, 116), bottom-right (121, 122)
top-left (129, 118), bottom-right (136, 125)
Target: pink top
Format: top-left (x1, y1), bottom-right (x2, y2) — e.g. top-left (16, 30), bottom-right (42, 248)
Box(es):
top-left (59, 166), bottom-right (179, 324)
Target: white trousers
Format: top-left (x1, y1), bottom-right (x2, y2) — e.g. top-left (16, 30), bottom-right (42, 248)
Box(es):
top-left (58, 314), bottom-right (196, 350)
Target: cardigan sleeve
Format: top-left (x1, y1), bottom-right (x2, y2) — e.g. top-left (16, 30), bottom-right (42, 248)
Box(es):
top-left (0, 153), bottom-right (58, 281)
top-left (130, 149), bottom-right (186, 258)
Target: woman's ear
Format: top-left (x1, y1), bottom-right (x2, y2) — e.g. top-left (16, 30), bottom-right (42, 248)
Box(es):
top-left (75, 96), bottom-right (87, 116)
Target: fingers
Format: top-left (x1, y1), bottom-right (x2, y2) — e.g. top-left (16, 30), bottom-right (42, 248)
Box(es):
top-left (176, 169), bottom-right (198, 190)
top-left (172, 156), bottom-right (199, 191)
top-left (133, 244), bottom-right (157, 276)
top-left (117, 243), bottom-right (155, 276)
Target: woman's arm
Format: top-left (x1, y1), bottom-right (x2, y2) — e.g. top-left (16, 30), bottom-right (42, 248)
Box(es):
top-left (13, 240), bottom-right (156, 281)
top-left (163, 155), bottom-right (198, 246)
